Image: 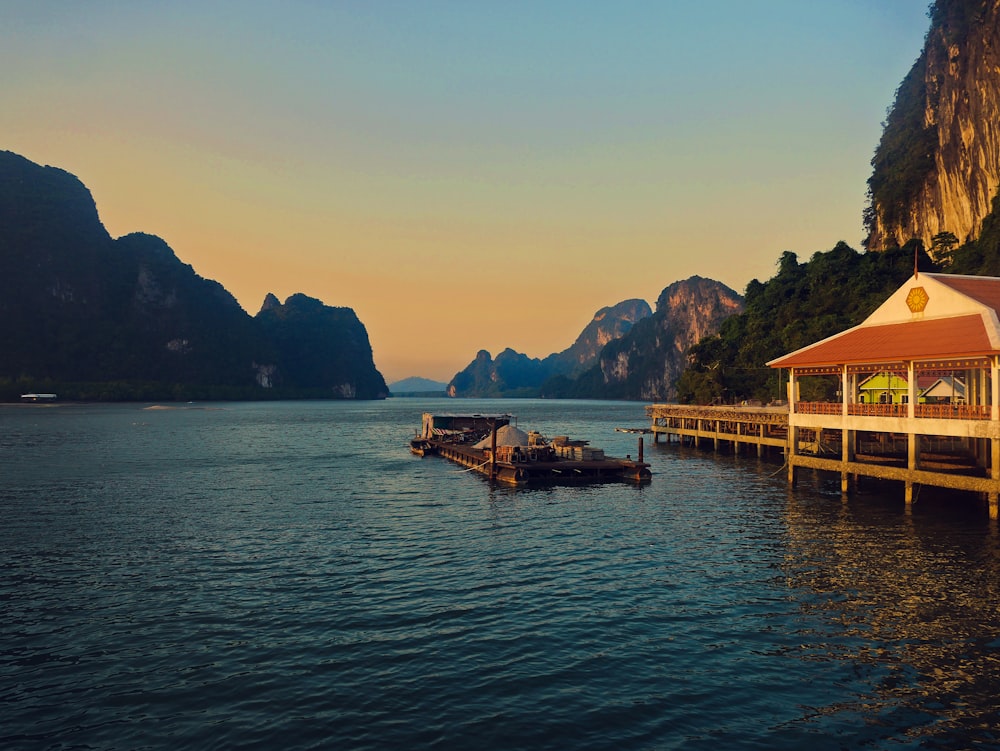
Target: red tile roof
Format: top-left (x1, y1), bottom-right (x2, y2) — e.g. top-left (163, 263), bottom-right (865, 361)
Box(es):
top-left (769, 314), bottom-right (995, 368)
top-left (934, 275), bottom-right (1000, 313)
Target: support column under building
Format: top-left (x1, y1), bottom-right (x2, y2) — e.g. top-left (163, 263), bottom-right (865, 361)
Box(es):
top-left (905, 360), bottom-right (918, 508)
top-left (991, 357), bottom-right (1000, 519)
top-left (841, 365), bottom-right (851, 495)
top-left (787, 372), bottom-right (797, 487)
top-left (991, 438), bottom-right (999, 521)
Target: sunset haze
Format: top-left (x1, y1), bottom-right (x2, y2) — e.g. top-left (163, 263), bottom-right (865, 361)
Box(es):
top-left (2, 1), bottom-right (931, 382)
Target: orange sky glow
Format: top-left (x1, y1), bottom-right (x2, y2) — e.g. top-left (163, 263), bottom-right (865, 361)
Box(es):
top-left (2, 2), bottom-right (931, 383)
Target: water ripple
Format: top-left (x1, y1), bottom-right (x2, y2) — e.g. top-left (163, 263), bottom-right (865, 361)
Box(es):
top-left (3, 400), bottom-right (1000, 749)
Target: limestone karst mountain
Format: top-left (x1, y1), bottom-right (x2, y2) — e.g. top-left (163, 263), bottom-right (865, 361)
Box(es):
top-left (0, 149), bottom-right (388, 400)
top-left (553, 276), bottom-right (744, 401)
top-left (448, 279), bottom-right (742, 401)
top-left (446, 298), bottom-right (652, 397)
top-left (866, 0), bottom-right (1000, 255)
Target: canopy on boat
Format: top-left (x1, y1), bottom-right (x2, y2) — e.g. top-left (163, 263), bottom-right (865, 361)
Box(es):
top-left (473, 424), bottom-right (530, 448)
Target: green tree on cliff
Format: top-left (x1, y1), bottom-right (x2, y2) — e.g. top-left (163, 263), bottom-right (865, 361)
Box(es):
top-left (676, 242), bottom-right (929, 405)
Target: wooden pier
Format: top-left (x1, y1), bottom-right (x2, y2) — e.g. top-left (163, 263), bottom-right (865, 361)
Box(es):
top-left (642, 272), bottom-right (1000, 518)
top-left (646, 403), bottom-right (1000, 518)
top-left (646, 404), bottom-right (788, 457)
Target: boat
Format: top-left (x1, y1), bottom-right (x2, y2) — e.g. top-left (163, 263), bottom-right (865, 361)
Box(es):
top-left (410, 412), bottom-right (651, 486)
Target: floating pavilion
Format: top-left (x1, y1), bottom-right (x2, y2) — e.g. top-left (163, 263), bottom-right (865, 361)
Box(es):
top-left (647, 272), bottom-right (1000, 518)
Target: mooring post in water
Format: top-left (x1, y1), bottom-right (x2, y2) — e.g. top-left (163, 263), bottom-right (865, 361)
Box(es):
top-left (490, 419), bottom-right (498, 482)
top-left (638, 435), bottom-right (644, 464)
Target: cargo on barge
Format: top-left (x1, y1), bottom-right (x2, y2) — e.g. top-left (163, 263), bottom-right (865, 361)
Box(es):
top-left (410, 413), bottom-right (651, 486)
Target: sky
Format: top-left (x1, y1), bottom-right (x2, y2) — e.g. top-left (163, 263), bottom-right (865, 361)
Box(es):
top-left (2, 1), bottom-right (932, 383)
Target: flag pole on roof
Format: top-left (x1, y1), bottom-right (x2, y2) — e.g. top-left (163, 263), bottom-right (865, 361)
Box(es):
top-left (914, 243), bottom-right (919, 279)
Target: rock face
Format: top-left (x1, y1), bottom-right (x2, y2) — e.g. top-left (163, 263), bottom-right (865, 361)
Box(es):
top-left (446, 298), bottom-right (652, 397)
top-left (866, 0), bottom-right (1000, 251)
top-left (570, 276), bottom-right (743, 401)
top-left (0, 149), bottom-right (388, 400)
top-left (447, 278), bottom-right (740, 400)
top-left (447, 348), bottom-right (554, 398)
top-left (254, 293), bottom-right (388, 399)
top-left (546, 299), bottom-right (652, 375)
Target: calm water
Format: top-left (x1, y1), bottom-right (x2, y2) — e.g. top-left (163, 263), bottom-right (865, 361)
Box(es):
top-left (3, 398), bottom-right (1000, 750)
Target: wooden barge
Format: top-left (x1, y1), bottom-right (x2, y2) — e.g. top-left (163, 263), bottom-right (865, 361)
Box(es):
top-left (411, 413), bottom-right (651, 486)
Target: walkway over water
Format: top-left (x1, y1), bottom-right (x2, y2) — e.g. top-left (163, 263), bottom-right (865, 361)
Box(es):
top-left (646, 403), bottom-right (1000, 518)
top-left (645, 404), bottom-right (789, 456)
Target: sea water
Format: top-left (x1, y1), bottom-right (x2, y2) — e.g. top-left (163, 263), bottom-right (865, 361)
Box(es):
top-left (2, 398), bottom-right (1000, 750)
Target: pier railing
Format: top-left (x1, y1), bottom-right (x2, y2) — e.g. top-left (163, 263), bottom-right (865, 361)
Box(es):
top-left (795, 402), bottom-right (848, 416)
top-left (648, 402), bottom-right (994, 425)
top-left (915, 404), bottom-right (990, 420)
top-left (795, 402), bottom-right (990, 420)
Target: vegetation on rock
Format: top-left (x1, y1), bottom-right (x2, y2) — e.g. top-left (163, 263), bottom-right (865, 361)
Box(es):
top-left (675, 242), bottom-right (930, 404)
top-left (864, 50), bottom-right (937, 244)
top-left (947, 194), bottom-right (1000, 276)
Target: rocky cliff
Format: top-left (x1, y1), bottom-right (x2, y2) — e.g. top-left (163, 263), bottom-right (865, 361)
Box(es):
top-left (866, 0), bottom-right (1000, 252)
top-left (255, 293), bottom-right (388, 399)
top-left (446, 298), bottom-right (652, 397)
top-left (546, 298), bottom-right (652, 376)
top-left (0, 149), bottom-right (388, 400)
top-left (563, 276), bottom-right (743, 401)
top-left (450, 277), bottom-right (741, 401)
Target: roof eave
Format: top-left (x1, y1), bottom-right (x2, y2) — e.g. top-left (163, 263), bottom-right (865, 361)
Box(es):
top-left (771, 350), bottom-right (1000, 371)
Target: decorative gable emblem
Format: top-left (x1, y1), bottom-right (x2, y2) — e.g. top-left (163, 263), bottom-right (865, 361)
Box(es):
top-left (906, 286), bottom-right (929, 313)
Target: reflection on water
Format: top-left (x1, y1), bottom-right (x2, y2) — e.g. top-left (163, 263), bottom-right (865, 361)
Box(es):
top-left (4, 399), bottom-right (1000, 749)
top-left (782, 489), bottom-right (1000, 745)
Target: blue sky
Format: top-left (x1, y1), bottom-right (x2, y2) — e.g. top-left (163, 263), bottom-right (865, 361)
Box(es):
top-left (2, 1), bottom-right (932, 381)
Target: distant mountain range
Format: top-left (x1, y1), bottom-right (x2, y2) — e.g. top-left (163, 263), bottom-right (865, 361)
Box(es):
top-left (447, 298), bottom-right (652, 397)
top-left (447, 281), bottom-right (742, 401)
top-left (389, 377), bottom-right (448, 396)
top-left (0, 148), bottom-right (741, 404)
top-left (559, 276), bottom-right (744, 401)
top-left (0, 150), bottom-right (388, 401)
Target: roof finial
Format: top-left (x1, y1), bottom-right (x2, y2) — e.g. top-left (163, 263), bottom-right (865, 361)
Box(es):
top-left (914, 243), bottom-right (919, 279)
